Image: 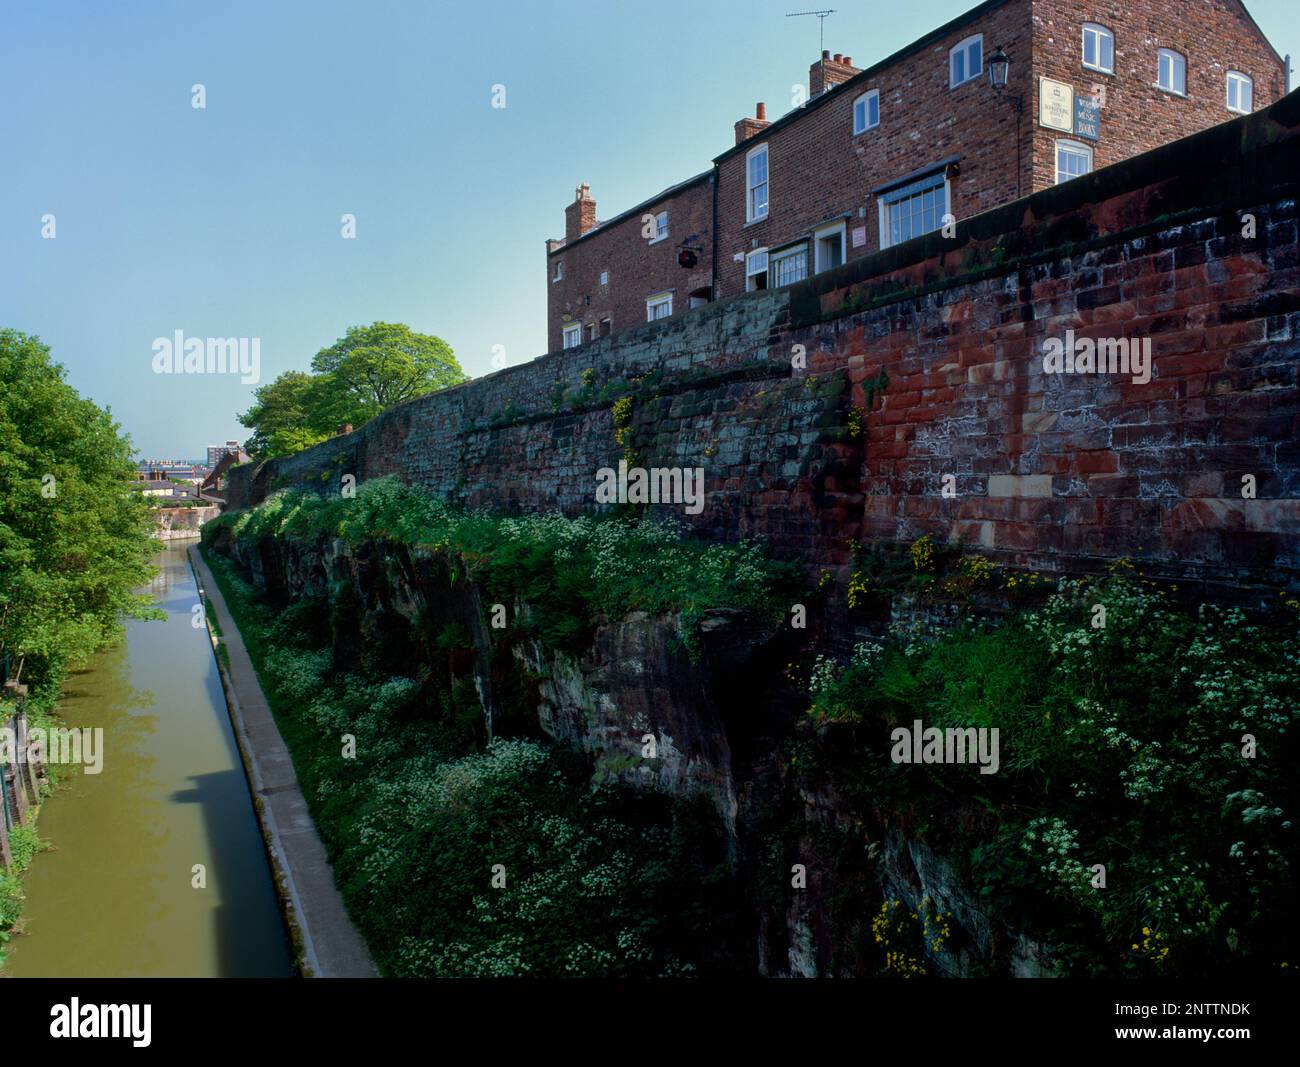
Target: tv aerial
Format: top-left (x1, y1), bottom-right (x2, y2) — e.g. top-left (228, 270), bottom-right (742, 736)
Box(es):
top-left (786, 9), bottom-right (836, 55)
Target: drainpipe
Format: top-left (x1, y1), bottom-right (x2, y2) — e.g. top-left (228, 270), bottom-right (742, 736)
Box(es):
top-left (710, 164), bottom-right (719, 303)
top-left (1016, 101), bottom-right (1023, 200)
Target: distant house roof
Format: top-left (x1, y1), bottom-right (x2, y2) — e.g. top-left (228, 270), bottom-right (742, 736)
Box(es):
top-left (547, 170), bottom-right (713, 256)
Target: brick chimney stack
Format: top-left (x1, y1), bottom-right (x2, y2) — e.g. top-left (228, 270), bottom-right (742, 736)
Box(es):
top-left (734, 102), bottom-right (771, 145)
top-left (565, 182), bottom-right (597, 241)
top-left (809, 50), bottom-right (859, 97)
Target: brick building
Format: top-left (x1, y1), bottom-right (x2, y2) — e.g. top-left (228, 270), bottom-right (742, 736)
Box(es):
top-left (207, 440), bottom-right (243, 470)
top-left (546, 0), bottom-right (1286, 352)
top-left (546, 174), bottom-right (714, 354)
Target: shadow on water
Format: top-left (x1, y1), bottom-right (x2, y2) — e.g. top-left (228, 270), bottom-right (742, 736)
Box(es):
top-left (170, 764), bottom-right (295, 977)
top-left (172, 645), bottom-right (294, 976)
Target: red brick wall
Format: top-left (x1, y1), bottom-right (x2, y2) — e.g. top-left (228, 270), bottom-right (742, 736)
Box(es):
top-left (713, 0), bottom-right (1036, 300)
top-left (1029, 0), bottom-right (1287, 190)
top-left (810, 54), bottom-right (861, 97)
top-left (564, 184), bottom-right (597, 241)
top-left (546, 176), bottom-right (713, 353)
top-left (566, 0), bottom-right (1284, 321)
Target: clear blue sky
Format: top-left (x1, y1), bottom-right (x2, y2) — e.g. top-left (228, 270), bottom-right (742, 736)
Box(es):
top-left (2, 0), bottom-right (1295, 459)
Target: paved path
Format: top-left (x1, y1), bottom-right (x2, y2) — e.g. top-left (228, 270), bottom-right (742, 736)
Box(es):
top-left (189, 546), bottom-right (378, 978)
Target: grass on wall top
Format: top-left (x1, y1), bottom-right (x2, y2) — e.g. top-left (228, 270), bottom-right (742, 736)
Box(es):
top-left (203, 476), bottom-right (801, 658)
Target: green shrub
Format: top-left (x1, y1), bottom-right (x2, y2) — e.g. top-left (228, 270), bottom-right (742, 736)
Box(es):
top-left (803, 567), bottom-right (1300, 976)
top-left (199, 546), bottom-right (741, 977)
top-left (207, 478), bottom-right (800, 659)
top-left (263, 647), bottom-right (333, 704)
top-left (0, 825), bottom-right (47, 967)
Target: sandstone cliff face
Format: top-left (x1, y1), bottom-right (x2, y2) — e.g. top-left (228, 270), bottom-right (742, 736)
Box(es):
top-left (210, 527), bottom-right (1053, 976)
top-left (513, 616), bottom-right (740, 841)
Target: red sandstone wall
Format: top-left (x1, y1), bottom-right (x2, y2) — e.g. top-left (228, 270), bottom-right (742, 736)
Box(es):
top-left (806, 213), bottom-right (1298, 575)
top-left (231, 91), bottom-right (1300, 600)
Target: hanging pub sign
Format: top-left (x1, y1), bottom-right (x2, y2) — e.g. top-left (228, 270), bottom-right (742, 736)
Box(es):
top-left (1074, 96), bottom-right (1101, 140)
top-left (1038, 77), bottom-right (1074, 132)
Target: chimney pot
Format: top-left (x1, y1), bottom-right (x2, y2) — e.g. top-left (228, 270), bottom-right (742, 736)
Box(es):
top-left (810, 50), bottom-right (858, 96)
top-left (735, 105), bottom-right (772, 144)
top-left (565, 184), bottom-right (598, 240)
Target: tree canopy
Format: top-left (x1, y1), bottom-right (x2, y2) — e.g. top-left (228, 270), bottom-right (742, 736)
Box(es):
top-left (235, 370), bottom-right (325, 459)
top-left (0, 329), bottom-right (159, 703)
top-left (239, 322), bottom-right (465, 459)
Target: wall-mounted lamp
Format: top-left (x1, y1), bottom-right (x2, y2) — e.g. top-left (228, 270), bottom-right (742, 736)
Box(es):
top-left (987, 44), bottom-right (1024, 199)
top-left (987, 45), bottom-right (1022, 113)
top-left (987, 45), bottom-right (1012, 91)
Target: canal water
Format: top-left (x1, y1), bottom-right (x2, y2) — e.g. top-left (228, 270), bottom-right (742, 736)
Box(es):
top-left (5, 542), bottom-right (293, 977)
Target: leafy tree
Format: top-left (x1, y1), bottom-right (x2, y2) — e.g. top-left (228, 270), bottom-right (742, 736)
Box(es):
top-left (237, 370), bottom-right (329, 458)
top-left (309, 322), bottom-right (464, 427)
top-left (238, 323), bottom-right (465, 458)
top-left (0, 329), bottom-right (159, 704)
